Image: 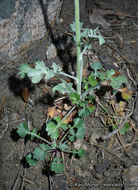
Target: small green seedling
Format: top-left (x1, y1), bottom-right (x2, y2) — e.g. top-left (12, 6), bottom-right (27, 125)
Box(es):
top-left (120, 122), bottom-right (130, 135)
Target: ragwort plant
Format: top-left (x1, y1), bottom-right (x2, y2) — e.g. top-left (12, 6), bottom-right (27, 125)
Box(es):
top-left (17, 0), bottom-right (129, 173)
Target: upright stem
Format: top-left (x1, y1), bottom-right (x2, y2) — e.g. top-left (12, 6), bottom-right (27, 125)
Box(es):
top-left (74, 0), bottom-right (82, 95)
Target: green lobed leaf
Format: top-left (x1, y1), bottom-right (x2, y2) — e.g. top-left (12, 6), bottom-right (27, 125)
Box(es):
top-left (76, 125), bottom-right (85, 139)
top-left (58, 143), bottom-right (68, 151)
top-left (86, 95), bottom-right (95, 101)
top-left (69, 135), bottom-right (75, 142)
top-left (69, 128), bottom-right (75, 142)
top-left (87, 105), bottom-right (95, 112)
top-left (98, 35), bottom-right (105, 45)
top-left (88, 76), bottom-right (98, 87)
top-left (120, 122), bottom-right (130, 135)
top-left (51, 141), bottom-right (57, 149)
top-left (33, 146), bottom-right (47, 160)
top-left (78, 101), bottom-right (85, 107)
top-left (70, 92), bottom-right (80, 103)
top-left (78, 107), bottom-right (90, 117)
top-left (28, 61), bottom-right (49, 83)
top-left (81, 28), bottom-right (89, 38)
top-left (71, 35), bottom-right (78, 43)
top-left (70, 21), bottom-right (83, 33)
top-left (17, 123), bottom-right (29, 137)
top-left (72, 148), bottom-right (85, 158)
top-left (35, 61), bottom-right (47, 71)
top-left (60, 123), bottom-right (68, 131)
top-left (54, 116), bottom-right (61, 124)
top-left (110, 76), bottom-right (127, 89)
top-left (51, 158), bottom-right (65, 173)
top-left (69, 128), bottom-right (75, 136)
top-left (44, 67), bottom-right (55, 80)
top-left (40, 143), bottom-right (50, 151)
top-left (90, 62), bottom-right (102, 72)
top-left (53, 82), bottom-right (75, 94)
top-left (87, 28), bottom-right (105, 45)
top-left (100, 72), bottom-right (106, 81)
top-left (84, 82), bottom-right (89, 90)
top-left (52, 62), bottom-right (62, 72)
top-left (46, 121), bottom-right (59, 140)
top-left (83, 78), bottom-right (87, 83)
top-left (19, 63), bottom-right (31, 78)
top-left (73, 118), bottom-right (85, 139)
top-left (26, 153), bottom-right (37, 166)
top-left (106, 69), bottom-right (115, 80)
top-left (21, 61), bottom-right (56, 84)
top-left (83, 79), bottom-right (87, 90)
top-left (28, 69), bottom-right (43, 83)
top-left (73, 118), bottom-right (84, 128)
top-left (30, 62), bottom-right (55, 83)
top-left (78, 148), bottom-right (85, 158)
top-left (35, 61), bottom-right (55, 80)
top-left (70, 22), bottom-right (76, 32)
top-left (70, 24), bottom-right (105, 46)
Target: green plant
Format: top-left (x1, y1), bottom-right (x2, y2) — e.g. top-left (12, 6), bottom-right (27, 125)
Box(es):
top-left (17, 0), bottom-right (130, 173)
top-left (17, 117), bottom-right (85, 173)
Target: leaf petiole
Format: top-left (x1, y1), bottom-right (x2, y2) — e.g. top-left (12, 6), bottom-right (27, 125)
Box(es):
top-left (59, 71), bottom-right (77, 81)
top-left (27, 131), bottom-right (51, 146)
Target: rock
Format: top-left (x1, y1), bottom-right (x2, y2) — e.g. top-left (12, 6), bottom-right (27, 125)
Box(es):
top-left (0, 0), bottom-right (62, 57)
top-left (46, 43), bottom-right (57, 60)
top-left (0, 0), bottom-right (16, 19)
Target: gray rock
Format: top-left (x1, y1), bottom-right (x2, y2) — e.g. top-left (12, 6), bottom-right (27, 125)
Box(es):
top-left (46, 43), bottom-right (57, 60)
top-left (0, 0), bottom-right (16, 19)
top-left (0, 0), bottom-right (62, 57)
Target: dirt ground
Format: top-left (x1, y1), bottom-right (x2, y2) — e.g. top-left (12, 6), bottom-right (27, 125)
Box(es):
top-left (0, 0), bottom-right (138, 190)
